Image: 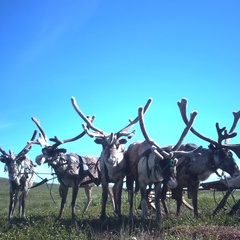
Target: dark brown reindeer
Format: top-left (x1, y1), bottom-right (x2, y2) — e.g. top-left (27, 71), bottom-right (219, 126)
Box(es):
top-left (0, 130), bottom-right (37, 220)
top-left (31, 117), bottom-right (100, 224)
top-left (125, 100), bottom-right (199, 221)
top-left (161, 98), bottom-right (240, 217)
top-left (71, 96), bottom-right (152, 220)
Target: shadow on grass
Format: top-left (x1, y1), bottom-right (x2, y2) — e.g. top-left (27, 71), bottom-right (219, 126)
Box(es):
top-left (13, 214), bottom-right (163, 238)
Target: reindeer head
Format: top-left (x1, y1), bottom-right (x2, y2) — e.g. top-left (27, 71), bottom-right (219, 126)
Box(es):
top-left (0, 130), bottom-right (37, 185)
top-left (71, 97), bottom-right (152, 170)
top-left (178, 98), bottom-right (240, 178)
top-left (94, 133), bottom-right (126, 166)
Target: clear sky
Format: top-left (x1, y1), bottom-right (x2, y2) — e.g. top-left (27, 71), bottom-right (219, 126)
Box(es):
top-left (0, 1), bottom-right (240, 183)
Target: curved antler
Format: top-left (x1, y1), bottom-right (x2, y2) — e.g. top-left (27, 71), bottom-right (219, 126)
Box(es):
top-left (229, 110), bottom-right (240, 134)
top-left (116, 98), bottom-right (153, 139)
top-left (32, 115), bottom-right (95, 149)
top-left (31, 117), bottom-right (50, 147)
top-left (72, 96), bottom-right (152, 141)
top-left (178, 98), bottom-right (240, 158)
top-left (178, 98), bottom-right (219, 146)
top-left (138, 100), bottom-right (198, 159)
top-left (71, 97), bottom-right (105, 138)
top-left (171, 110), bottom-right (198, 151)
top-left (138, 106), bottom-right (171, 159)
top-left (16, 130), bottom-right (38, 158)
top-left (0, 130), bottom-right (38, 163)
top-left (178, 98), bottom-right (240, 146)
top-left (0, 147), bottom-right (9, 157)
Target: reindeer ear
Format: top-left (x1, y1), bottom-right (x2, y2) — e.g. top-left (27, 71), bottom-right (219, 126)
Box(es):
top-left (119, 139), bottom-right (127, 145)
top-left (57, 148), bottom-right (67, 154)
top-left (208, 144), bottom-right (216, 150)
top-left (0, 157), bottom-right (7, 164)
top-left (94, 138), bottom-right (103, 145)
top-left (17, 156), bottom-right (26, 163)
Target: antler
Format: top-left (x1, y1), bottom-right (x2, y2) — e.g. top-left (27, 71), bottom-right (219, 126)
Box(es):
top-left (31, 117), bottom-right (50, 147)
top-left (215, 123), bottom-right (237, 145)
top-left (31, 116), bottom-right (95, 149)
top-left (224, 110), bottom-right (240, 144)
top-left (138, 106), bottom-right (170, 159)
top-left (71, 96), bottom-right (152, 140)
top-left (171, 111), bottom-right (198, 151)
top-left (138, 102), bottom-right (198, 159)
top-left (50, 116), bottom-right (96, 148)
top-left (178, 98), bottom-right (240, 158)
top-left (16, 130), bottom-right (38, 158)
top-left (116, 98), bottom-right (153, 139)
top-left (229, 111), bottom-right (240, 134)
top-left (0, 147), bottom-right (9, 156)
top-left (71, 97), bottom-right (105, 138)
top-left (0, 130), bottom-right (38, 163)
top-left (178, 98), bottom-right (219, 146)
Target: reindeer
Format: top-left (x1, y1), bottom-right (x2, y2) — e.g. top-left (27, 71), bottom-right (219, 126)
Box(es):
top-left (71, 96), bottom-right (152, 220)
top-left (0, 130), bottom-right (37, 220)
top-left (161, 98), bottom-right (240, 217)
top-left (125, 99), bottom-right (200, 221)
top-left (31, 117), bottom-right (101, 223)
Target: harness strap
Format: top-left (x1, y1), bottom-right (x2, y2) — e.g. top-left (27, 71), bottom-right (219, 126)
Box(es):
top-left (79, 156), bottom-right (101, 186)
top-left (139, 149), bottom-right (152, 178)
top-left (209, 151), bottom-right (223, 177)
top-left (30, 178), bottom-right (49, 189)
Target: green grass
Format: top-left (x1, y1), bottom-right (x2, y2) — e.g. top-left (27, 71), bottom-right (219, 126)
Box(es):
top-left (1, 178), bottom-right (240, 239)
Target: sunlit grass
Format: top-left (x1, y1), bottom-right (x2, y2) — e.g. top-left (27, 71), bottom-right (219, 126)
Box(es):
top-left (1, 178), bottom-right (240, 239)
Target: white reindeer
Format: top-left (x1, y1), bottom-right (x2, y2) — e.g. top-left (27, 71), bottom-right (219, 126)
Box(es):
top-left (71, 96), bottom-right (152, 220)
top-left (125, 99), bottom-right (199, 221)
top-left (0, 130), bottom-right (37, 219)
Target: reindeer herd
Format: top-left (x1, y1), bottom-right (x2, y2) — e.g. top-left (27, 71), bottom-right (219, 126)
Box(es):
top-left (1, 97), bottom-right (240, 225)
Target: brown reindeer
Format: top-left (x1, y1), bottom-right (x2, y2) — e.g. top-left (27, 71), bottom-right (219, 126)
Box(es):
top-left (161, 98), bottom-right (240, 217)
top-left (125, 99), bottom-right (200, 221)
top-left (71, 96), bottom-right (152, 220)
top-left (31, 116), bottom-right (100, 225)
top-left (0, 130), bottom-right (37, 219)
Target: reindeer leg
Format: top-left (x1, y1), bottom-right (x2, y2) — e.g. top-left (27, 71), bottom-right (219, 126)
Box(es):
top-left (71, 181), bottom-right (79, 230)
top-left (140, 183), bottom-right (148, 220)
top-left (108, 187), bottom-right (115, 213)
top-left (115, 179), bottom-right (123, 218)
top-left (71, 182), bottom-right (79, 220)
top-left (112, 183), bottom-right (117, 215)
top-left (100, 180), bottom-right (108, 220)
top-left (155, 182), bottom-right (162, 221)
top-left (127, 176), bottom-right (134, 218)
top-left (19, 190), bottom-right (27, 219)
top-left (9, 189), bottom-right (18, 220)
top-left (57, 184), bottom-right (68, 220)
top-left (160, 182), bottom-right (169, 215)
top-left (172, 186), bottom-right (183, 216)
top-left (82, 187), bottom-right (92, 214)
top-left (190, 180), bottom-right (200, 217)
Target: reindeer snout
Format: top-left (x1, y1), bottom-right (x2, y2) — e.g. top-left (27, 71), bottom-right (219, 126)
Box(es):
top-left (9, 172), bottom-right (18, 181)
top-left (167, 177), bottom-right (178, 189)
top-left (108, 156), bottom-right (117, 165)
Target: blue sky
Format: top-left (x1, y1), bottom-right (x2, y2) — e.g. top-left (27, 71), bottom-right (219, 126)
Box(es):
top-left (0, 1), bottom-right (240, 183)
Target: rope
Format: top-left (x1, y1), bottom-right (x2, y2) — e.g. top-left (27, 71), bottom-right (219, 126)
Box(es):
top-left (32, 170), bottom-right (57, 203)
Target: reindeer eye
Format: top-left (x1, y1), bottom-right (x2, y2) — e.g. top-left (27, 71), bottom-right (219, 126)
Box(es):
top-left (219, 149), bottom-right (227, 158)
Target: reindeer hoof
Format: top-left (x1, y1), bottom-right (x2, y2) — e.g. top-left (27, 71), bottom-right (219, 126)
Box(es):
top-left (100, 214), bottom-right (107, 221)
